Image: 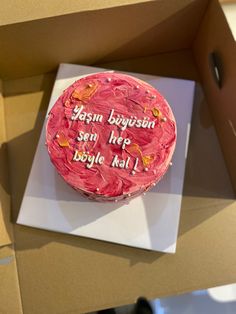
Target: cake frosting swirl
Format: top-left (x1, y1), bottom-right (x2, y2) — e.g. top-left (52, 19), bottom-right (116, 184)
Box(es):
top-left (46, 72), bottom-right (177, 201)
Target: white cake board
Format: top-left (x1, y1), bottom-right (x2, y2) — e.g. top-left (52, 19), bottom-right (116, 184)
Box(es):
top-left (17, 64), bottom-right (195, 253)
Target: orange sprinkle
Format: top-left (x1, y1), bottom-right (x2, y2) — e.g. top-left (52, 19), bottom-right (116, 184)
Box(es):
top-left (152, 107), bottom-right (162, 118)
top-left (72, 81), bottom-right (99, 102)
top-left (127, 143), bottom-right (155, 167)
top-left (127, 143), bottom-right (142, 155)
top-left (56, 132), bottom-right (69, 147)
top-left (142, 155), bottom-right (154, 167)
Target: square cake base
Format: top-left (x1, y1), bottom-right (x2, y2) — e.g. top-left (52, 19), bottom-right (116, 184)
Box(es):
top-left (17, 64), bottom-right (195, 253)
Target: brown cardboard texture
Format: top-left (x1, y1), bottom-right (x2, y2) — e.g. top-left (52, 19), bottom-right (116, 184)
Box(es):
top-left (0, 246), bottom-right (23, 314)
top-left (0, 0), bottom-right (236, 313)
top-left (0, 0), bottom-right (205, 79)
top-left (0, 88), bottom-right (12, 247)
top-left (0, 82), bottom-right (22, 313)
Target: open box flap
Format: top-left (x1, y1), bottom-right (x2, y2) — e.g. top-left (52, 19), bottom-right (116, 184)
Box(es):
top-left (0, 0), bottom-right (196, 27)
top-left (193, 0), bottom-right (236, 191)
top-left (0, 81), bottom-right (12, 247)
top-left (0, 0), bottom-right (208, 79)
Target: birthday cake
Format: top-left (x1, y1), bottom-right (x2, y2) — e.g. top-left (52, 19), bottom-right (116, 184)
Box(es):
top-left (46, 72), bottom-right (177, 202)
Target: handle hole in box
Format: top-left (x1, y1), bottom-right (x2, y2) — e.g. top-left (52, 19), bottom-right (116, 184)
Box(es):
top-left (209, 51), bottom-right (223, 88)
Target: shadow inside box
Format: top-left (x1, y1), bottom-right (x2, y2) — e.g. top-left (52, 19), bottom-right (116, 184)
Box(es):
top-left (92, 0), bottom-right (208, 79)
top-left (0, 141), bottom-right (12, 244)
top-left (4, 73), bottom-right (56, 222)
top-left (14, 223), bottom-right (164, 266)
top-left (53, 171), bottom-right (124, 227)
top-left (177, 88), bottom-right (235, 237)
top-left (182, 86), bottom-right (235, 200)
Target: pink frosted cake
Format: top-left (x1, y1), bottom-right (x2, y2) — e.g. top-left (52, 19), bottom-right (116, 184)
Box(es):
top-left (46, 72), bottom-right (177, 202)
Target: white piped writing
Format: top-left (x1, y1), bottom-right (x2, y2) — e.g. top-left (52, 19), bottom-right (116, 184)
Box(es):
top-left (107, 109), bottom-right (155, 130)
top-left (111, 155), bottom-right (130, 169)
top-left (77, 131), bottom-right (97, 142)
top-left (69, 105), bottom-right (158, 173)
top-left (73, 151), bottom-right (104, 168)
top-left (72, 105), bottom-right (103, 124)
top-left (108, 130), bottom-right (131, 149)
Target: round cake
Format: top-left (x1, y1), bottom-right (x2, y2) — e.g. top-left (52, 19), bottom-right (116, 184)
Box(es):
top-left (46, 72), bottom-right (177, 202)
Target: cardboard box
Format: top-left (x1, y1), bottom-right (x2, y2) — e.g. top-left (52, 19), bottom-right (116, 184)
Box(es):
top-left (0, 0), bottom-right (236, 313)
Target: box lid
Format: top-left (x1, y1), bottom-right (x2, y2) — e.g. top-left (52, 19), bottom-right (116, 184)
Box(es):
top-left (0, 0), bottom-right (207, 79)
top-left (0, 0), bottom-right (195, 26)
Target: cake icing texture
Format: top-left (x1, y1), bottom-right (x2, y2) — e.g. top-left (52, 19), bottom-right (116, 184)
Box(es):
top-left (46, 72), bottom-right (177, 201)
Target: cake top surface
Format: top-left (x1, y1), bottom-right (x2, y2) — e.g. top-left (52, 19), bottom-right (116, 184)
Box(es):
top-left (46, 72), bottom-right (177, 200)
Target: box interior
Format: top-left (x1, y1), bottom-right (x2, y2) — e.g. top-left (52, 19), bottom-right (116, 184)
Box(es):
top-left (0, 0), bottom-right (236, 313)
top-left (0, 0), bottom-right (207, 79)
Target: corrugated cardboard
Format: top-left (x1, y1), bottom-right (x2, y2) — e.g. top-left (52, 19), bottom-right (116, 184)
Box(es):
top-left (0, 80), bottom-right (22, 312)
top-left (0, 246), bottom-right (22, 314)
top-left (193, 0), bottom-right (236, 191)
top-left (0, 0), bottom-right (236, 313)
top-left (0, 0), bottom-right (208, 79)
top-left (0, 81), bottom-right (12, 247)
top-left (0, 0), bottom-right (154, 26)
